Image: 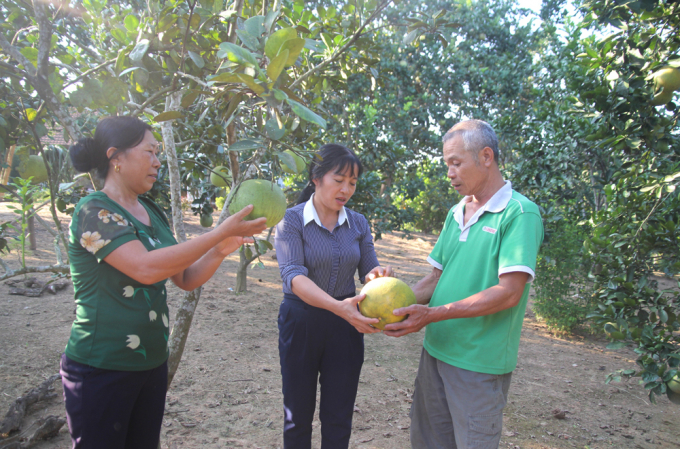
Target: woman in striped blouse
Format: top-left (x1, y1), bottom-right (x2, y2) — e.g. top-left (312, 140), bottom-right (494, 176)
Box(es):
top-left (274, 144), bottom-right (392, 449)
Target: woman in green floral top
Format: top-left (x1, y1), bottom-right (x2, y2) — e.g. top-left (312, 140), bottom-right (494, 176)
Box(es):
top-left (62, 116), bottom-right (267, 449)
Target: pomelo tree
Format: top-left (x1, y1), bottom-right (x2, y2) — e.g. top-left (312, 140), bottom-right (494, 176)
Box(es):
top-left (0, 0), bottom-right (397, 387)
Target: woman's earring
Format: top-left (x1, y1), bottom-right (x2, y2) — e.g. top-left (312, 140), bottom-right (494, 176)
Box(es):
top-left (115, 165), bottom-right (120, 173)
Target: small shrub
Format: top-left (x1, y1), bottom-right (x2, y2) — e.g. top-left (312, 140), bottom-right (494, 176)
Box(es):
top-left (532, 218), bottom-right (592, 334)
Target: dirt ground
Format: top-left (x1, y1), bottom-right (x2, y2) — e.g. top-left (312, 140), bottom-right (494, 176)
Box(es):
top-left (0, 204), bottom-right (678, 449)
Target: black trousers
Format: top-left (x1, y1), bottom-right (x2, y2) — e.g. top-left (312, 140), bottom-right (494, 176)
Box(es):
top-left (278, 293), bottom-right (364, 449)
top-left (60, 354), bottom-right (167, 449)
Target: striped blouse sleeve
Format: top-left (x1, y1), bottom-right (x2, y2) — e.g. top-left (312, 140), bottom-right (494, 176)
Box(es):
top-left (355, 213), bottom-right (380, 283)
top-left (274, 210), bottom-right (309, 292)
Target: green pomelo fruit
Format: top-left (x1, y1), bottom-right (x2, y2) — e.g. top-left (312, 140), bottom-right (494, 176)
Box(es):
top-left (281, 150), bottom-right (306, 174)
top-left (228, 179), bottom-right (287, 228)
top-left (359, 277), bottom-right (416, 330)
top-left (668, 389), bottom-right (680, 405)
top-left (264, 28), bottom-right (298, 60)
top-left (210, 166), bottom-right (232, 187)
top-left (18, 155), bottom-right (48, 183)
top-left (56, 198), bottom-right (67, 213)
top-left (668, 375), bottom-right (680, 394)
top-left (651, 88), bottom-right (674, 106)
top-left (200, 213), bottom-right (213, 228)
top-left (654, 67), bottom-right (680, 92)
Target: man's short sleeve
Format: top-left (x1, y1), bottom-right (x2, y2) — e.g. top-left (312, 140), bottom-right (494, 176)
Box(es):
top-left (428, 207), bottom-right (457, 271)
top-left (498, 212), bottom-right (543, 282)
top-left (74, 199), bottom-right (138, 263)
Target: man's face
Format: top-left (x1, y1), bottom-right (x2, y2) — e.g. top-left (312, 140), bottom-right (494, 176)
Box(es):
top-left (442, 135), bottom-right (487, 197)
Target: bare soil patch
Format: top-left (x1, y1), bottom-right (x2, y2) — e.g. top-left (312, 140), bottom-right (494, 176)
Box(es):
top-left (0, 205), bottom-right (678, 449)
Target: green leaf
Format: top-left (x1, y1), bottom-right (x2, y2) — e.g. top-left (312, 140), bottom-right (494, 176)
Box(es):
top-left (118, 66), bottom-right (146, 77)
top-left (279, 38), bottom-right (306, 66)
top-left (266, 119), bottom-right (286, 140)
top-left (19, 47), bottom-right (38, 63)
top-left (404, 29), bottom-right (421, 45)
top-left (267, 49), bottom-right (288, 82)
top-left (236, 29), bottom-right (260, 52)
top-left (129, 39), bottom-right (150, 61)
top-left (286, 99), bottom-right (326, 129)
top-left (263, 9), bottom-right (279, 33)
top-left (158, 14), bottom-right (178, 32)
top-left (217, 42), bottom-right (259, 67)
top-left (433, 9), bottom-right (446, 20)
top-left (244, 15), bottom-right (265, 38)
top-left (245, 245), bottom-right (253, 260)
top-left (25, 108), bottom-right (38, 122)
top-left (187, 51), bottom-right (205, 69)
top-left (115, 50), bottom-right (127, 75)
top-left (236, 74), bottom-right (265, 95)
top-left (264, 27), bottom-right (298, 60)
top-left (153, 111), bottom-right (184, 122)
top-left (210, 73), bottom-right (241, 83)
top-left (228, 139), bottom-right (263, 151)
top-left (124, 15), bottom-right (139, 31)
top-left (304, 38), bottom-right (323, 52)
top-left (110, 27), bottom-right (129, 44)
top-left (277, 151), bottom-right (297, 170)
top-left (181, 90), bottom-right (200, 108)
top-left (606, 341), bottom-right (627, 350)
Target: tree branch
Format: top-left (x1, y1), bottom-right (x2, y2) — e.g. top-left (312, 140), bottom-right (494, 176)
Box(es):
top-left (130, 86), bottom-right (175, 117)
top-left (61, 58), bottom-right (118, 90)
top-left (33, 0), bottom-right (53, 79)
top-left (0, 32), bottom-right (37, 78)
top-left (289, 0), bottom-right (393, 90)
top-left (0, 264), bottom-right (70, 281)
top-left (126, 101), bottom-right (158, 116)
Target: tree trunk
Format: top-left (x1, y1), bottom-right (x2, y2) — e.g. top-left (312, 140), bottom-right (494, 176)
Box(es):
top-left (27, 215), bottom-right (36, 250)
top-left (161, 92), bottom-right (202, 386)
top-left (235, 246), bottom-right (248, 293)
top-left (1, 145), bottom-right (15, 187)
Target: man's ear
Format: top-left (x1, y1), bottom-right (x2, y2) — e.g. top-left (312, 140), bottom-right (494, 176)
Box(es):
top-left (481, 147), bottom-right (495, 167)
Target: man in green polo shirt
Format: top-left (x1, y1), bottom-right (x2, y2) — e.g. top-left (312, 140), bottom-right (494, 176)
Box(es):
top-left (384, 119), bottom-right (543, 449)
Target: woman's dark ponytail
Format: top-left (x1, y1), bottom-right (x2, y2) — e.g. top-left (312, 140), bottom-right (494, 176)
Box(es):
top-left (69, 137), bottom-right (106, 174)
top-left (296, 181), bottom-right (316, 204)
top-left (69, 116), bottom-right (152, 179)
top-left (296, 144), bottom-right (363, 205)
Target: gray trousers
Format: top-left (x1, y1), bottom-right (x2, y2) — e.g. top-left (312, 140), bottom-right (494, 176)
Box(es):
top-left (410, 348), bottom-right (512, 449)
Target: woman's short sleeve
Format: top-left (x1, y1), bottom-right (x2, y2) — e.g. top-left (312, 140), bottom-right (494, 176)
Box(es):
top-left (73, 199), bottom-right (139, 262)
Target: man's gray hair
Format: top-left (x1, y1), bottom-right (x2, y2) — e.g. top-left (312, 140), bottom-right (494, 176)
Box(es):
top-left (442, 120), bottom-right (499, 162)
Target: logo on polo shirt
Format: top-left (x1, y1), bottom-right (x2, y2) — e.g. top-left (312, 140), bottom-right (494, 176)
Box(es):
top-left (482, 226), bottom-right (497, 234)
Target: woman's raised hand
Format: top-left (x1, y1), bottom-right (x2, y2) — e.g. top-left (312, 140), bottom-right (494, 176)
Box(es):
top-left (217, 205), bottom-right (268, 237)
top-left (212, 205), bottom-right (267, 256)
top-left (365, 265), bottom-right (393, 282)
top-left (336, 293), bottom-right (381, 334)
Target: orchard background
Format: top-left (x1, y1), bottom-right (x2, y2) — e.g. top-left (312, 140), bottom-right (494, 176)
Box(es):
top-left (0, 0), bottom-right (679, 448)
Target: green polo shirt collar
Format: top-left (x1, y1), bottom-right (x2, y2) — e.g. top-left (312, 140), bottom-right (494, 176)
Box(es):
top-left (453, 180), bottom-right (513, 242)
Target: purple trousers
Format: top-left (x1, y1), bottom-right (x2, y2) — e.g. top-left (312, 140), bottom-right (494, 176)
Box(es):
top-left (60, 354), bottom-right (167, 449)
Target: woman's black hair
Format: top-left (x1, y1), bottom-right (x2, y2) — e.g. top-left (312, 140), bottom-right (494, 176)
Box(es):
top-left (69, 116), bottom-right (152, 179)
top-left (296, 144), bottom-right (363, 204)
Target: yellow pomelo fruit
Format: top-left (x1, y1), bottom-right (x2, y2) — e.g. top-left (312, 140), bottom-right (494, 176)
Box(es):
top-left (228, 179), bottom-right (287, 228)
top-left (359, 277), bottom-right (416, 330)
top-left (210, 166), bottom-right (232, 187)
top-left (654, 67), bottom-right (680, 92)
top-left (651, 88), bottom-right (674, 106)
top-left (18, 155), bottom-right (48, 183)
top-left (281, 150), bottom-right (306, 174)
top-left (200, 213), bottom-right (213, 228)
